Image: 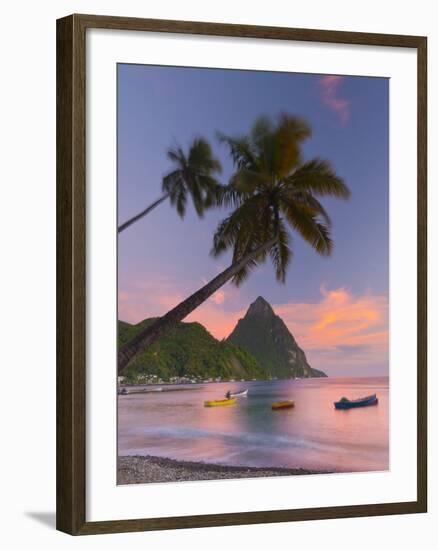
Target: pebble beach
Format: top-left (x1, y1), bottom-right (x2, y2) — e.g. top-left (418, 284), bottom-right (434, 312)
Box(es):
top-left (117, 455), bottom-right (326, 484)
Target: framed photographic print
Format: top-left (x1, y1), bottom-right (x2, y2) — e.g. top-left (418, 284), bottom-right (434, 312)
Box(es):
top-left (56, 14), bottom-right (427, 535)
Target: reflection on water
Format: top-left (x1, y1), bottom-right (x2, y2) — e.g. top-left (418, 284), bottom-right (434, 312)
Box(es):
top-left (118, 377), bottom-right (389, 472)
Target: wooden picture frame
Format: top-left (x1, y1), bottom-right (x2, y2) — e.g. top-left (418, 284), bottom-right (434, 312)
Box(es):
top-left (56, 13), bottom-right (427, 535)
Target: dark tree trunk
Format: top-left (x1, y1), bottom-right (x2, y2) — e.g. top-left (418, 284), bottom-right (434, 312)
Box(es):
top-left (118, 237), bottom-right (277, 373)
top-left (118, 192), bottom-right (171, 233)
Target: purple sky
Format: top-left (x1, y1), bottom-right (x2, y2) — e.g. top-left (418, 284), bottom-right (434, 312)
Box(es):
top-left (117, 64), bottom-right (389, 377)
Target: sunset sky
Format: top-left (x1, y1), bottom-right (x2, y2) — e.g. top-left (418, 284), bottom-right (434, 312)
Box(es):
top-left (117, 64), bottom-right (389, 377)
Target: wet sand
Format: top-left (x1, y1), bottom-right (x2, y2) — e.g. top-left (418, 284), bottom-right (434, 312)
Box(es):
top-left (118, 455), bottom-right (330, 484)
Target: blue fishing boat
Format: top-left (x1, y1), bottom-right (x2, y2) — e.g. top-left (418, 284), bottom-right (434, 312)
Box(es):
top-left (334, 394), bottom-right (378, 409)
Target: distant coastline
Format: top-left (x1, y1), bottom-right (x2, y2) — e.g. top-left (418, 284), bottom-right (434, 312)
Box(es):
top-left (117, 377), bottom-right (316, 394)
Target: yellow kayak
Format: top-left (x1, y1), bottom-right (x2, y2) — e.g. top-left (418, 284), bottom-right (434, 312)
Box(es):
top-left (272, 400), bottom-right (295, 410)
top-left (204, 398), bottom-right (237, 407)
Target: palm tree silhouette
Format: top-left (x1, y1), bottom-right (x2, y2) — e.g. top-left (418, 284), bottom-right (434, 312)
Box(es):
top-left (118, 114), bottom-right (350, 372)
top-left (118, 138), bottom-right (222, 233)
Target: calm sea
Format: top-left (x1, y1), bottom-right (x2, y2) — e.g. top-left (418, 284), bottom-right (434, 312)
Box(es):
top-left (118, 376), bottom-right (389, 473)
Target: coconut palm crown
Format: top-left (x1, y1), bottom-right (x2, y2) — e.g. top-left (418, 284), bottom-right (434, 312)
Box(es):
top-left (163, 138), bottom-right (222, 218)
top-left (118, 137), bottom-right (222, 233)
top-left (213, 114), bottom-right (350, 284)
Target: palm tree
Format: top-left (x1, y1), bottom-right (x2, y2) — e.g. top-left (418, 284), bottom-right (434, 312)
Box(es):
top-left (118, 138), bottom-right (222, 233)
top-left (118, 114), bottom-right (350, 373)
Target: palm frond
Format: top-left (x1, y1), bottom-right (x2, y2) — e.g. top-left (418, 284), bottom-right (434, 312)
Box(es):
top-left (212, 195), bottom-right (267, 257)
top-left (188, 176), bottom-right (205, 217)
top-left (249, 116), bottom-right (275, 174)
top-left (277, 113), bottom-right (312, 143)
top-left (285, 158), bottom-right (350, 199)
top-left (214, 183), bottom-right (250, 209)
top-left (162, 169), bottom-right (183, 193)
top-left (230, 169), bottom-right (269, 193)
top-left (230, 229), bottom-right (272, 286)
top-left (196, 175), bottom-right (223, 209)
top-left (217, 132), bottom-right (257, 170)
top-left (269, 218), bottom-right (292, 282)
top-left (174, 187), bottom-right (187, 217)
top-left (166, 146), bottom-right (185, 165)
top-left (273, 114), bottom-right (312, 177)
top-left (283, 189), bottom-right (332, 226)
top-left (228, 200), bottom-right (274, 285)
top-left (280, 196), bottom-right (333, 256)
top-left (188, 137), bottom-right (222, 174)
top-left (231, 256), bottom-right (261, 286)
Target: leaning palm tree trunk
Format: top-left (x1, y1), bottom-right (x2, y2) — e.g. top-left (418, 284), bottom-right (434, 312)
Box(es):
top-left (118, 236), bottom-right (277, 373)
top-left (118, 192), bottom-right (171, 233)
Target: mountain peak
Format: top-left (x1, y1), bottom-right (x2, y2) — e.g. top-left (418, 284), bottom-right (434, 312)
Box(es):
top-left (246, 296), bottom-right (275, 317)
top-left (228, 297), bottom-right (327, 379)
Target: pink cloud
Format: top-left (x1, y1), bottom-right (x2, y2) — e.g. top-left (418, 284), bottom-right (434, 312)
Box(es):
top-left (274, 286), bottom-right (388, 371)
top-left (318, 75), bottom-right (350, 125)
top-left (201, 278), bottom-right (226, 306)
top-left (210, 289), bottom-right (226, 305)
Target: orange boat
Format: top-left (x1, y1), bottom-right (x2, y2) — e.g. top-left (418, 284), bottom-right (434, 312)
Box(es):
top-left (271, 400), bottom-right (295, 410)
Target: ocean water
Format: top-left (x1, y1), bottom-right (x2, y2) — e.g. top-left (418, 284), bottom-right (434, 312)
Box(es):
top-left (118, 376), bottom-right (389, 473)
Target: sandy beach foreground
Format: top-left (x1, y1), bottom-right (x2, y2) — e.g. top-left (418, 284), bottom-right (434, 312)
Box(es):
top-left (118, 455), bottom-right (329, 484)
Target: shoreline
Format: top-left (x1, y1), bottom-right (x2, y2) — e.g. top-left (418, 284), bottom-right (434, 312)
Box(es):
top-left (118, 455), bottom-right (332, 484)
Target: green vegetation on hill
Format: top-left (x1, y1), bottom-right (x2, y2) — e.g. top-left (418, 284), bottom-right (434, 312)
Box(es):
top-left (118, 318), bottom-right (264, 383)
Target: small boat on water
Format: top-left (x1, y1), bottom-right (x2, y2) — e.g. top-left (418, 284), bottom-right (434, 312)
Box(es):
top-left (204, 398), bottom-right (237, 407)
top-left (225, 388), bottom-right (248, 398)
top-left (334, 394), bottom-right (378, 410)
top-left (272, 400), bottom-right (295, 410)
